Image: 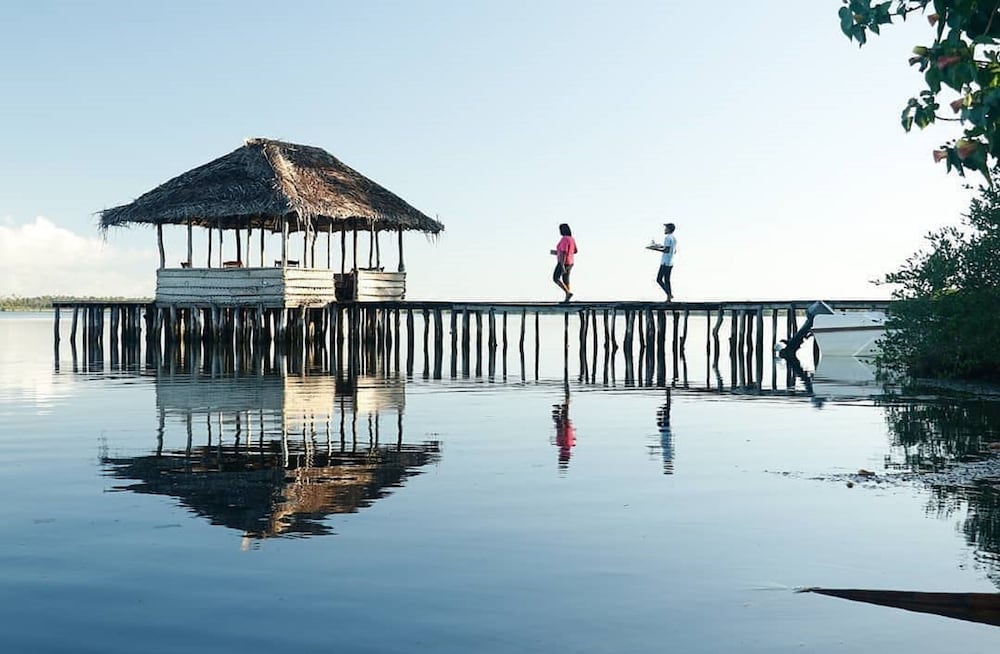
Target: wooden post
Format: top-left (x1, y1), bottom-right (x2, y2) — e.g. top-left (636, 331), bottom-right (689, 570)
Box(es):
top-left (609, 308), bottom-right (618, 352)
top-left (281, 218), bottom-right (289, 268)
top-left (368, 224), bottom-right (375, 268)
top-left (517, 308), bottom-right (526, 380)
top-left (375, 229), bottom-right (381, 268)
top-left (534, 311), bottom-right (540, 381)
top-left (461, 310), bottom-right (471, 377)
top-left (563, 311), bottom-right (570, 379)
top-left (423, 308), bottom-right (431, 378)
top-left (475, 311), bottom-right (483, 377)
top-left (487, 309), bottom-right (496, 379)
top-left (219, 228), bottom-right (224, 268)
top-left (590, 309), bottom-right (598, 383)
top-left (502, 311), bottom-right (508, 378)
top-left (602, 310), bottom-right (609, 351)
top-left (623, 308), bottom-right (634, 357)
top-left (157, 223), bottom-right (165, 270)
top-left (755, 307), bottom-right (765, 386)
top-left (260, 228), bottom-right (265, 267)
top-left (207, 226), bottom-right (213, 267)
top-left (53, 305), bottom-right (61, 345)
top-left (433, 309), bottom-right (444, 379)
top-left (397, 228), bottom-right (405, 272)
top-left (70, 305), bottom-right (79, 346)
top-left (247, 226), bottom-right (252, 265)
top-left (236, 228), bottom-right (243, 265)
top-left (644, 308), bottom-right (655, 385)
top-left (341, 231), bottom-right (347, 274)
top-left (656, 309), bottom-right (667, 386)
top-left (352, 230), bottom-right (358, 271)
top-left (187, 218), bottom-right (193, 266)
top-left (406, 308), bottom-right (415, 376)
top-left (327, 223), bottom-right (333, 269)
top-left (450, 309), bottom-right (459, 378)
top-left (681, 309), bottom-right (690, 350)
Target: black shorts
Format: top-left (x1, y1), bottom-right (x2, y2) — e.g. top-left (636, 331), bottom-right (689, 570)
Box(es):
top-left (553, 262), bottom-right (573, 284)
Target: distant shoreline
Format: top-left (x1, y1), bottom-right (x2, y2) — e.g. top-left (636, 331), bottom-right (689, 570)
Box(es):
top-left (0, 296), bottom-right (149, 312)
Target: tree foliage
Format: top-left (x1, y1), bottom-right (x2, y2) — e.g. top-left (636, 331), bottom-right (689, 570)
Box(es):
top-left (840, 1), bottom-right (1000, 178)
top-left (878, 168), bottom-right (1000, 381)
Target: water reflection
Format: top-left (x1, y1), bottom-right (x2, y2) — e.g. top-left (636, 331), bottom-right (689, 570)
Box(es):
top-left (551, 382), bottom-right (575, 469)
top-left (101, 368), bottom-right (440, 543)
top-left (883, 397), bottom-right (1000, 586)
top-left (657, 390), bottom-right (674, 475)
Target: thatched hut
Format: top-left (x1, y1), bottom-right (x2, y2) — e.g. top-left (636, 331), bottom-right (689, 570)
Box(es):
top-left (99, 137), bottom-right (444, 305)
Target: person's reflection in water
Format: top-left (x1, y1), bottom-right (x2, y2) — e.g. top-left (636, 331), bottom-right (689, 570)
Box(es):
top-left (551, 385), bottom-right (575, 470)
top-left (657, 389), bottom-right (674, 475)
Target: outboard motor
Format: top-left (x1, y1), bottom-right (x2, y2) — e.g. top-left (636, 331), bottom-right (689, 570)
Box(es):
top-left (777, 300), bottom-right (834, 359)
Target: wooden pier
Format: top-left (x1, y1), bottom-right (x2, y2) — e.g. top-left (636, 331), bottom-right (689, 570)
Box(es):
top-left (52, 299), bottom-right (889, 388)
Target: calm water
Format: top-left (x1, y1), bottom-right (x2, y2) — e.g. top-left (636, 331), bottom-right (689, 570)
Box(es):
top-left (1, 312), bottom-right (999, 652)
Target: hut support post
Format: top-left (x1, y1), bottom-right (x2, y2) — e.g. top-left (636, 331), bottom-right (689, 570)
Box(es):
top-left (281, 217), bottom-right (289, 267)
top-left (341, 231), bottom-right (347, 274)
top-left (397, 229), bottom-right (405, 272)
top-left (157, 223), bottom-right (165, 270)
top-left (186, 218), bottom-right (193, 266)
top-left (259, 228), bottom-right (265, 267)
top-left (327, 223), bottom-right (333, 269)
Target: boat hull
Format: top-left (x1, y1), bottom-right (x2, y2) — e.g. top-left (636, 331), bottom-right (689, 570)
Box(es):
top-left (811, 311), bottom-right (886, 358)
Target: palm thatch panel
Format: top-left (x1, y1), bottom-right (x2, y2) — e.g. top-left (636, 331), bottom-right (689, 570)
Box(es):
top-left (98, 137), bottom-right (444, 235)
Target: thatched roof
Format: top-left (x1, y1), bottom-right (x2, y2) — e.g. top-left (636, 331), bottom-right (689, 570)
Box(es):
top-left (99, 137), bottom-right (444, 234)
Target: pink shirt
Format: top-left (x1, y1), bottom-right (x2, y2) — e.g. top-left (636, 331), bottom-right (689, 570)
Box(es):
top-left (556, 236), bottom-right (577, 265)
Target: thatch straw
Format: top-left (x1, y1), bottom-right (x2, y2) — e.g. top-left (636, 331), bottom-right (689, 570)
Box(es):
top-left (98, 137), bottom-right (444, 234)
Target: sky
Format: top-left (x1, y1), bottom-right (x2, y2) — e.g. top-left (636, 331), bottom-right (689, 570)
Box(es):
top-left (0, 1), bottom-right (978, 302)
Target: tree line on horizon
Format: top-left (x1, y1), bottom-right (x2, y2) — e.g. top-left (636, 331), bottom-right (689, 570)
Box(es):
top-left (0, 296), bottom-right (147, 312)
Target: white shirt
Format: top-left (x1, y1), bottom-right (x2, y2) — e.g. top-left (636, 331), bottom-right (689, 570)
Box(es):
top-left (661, 234), bottom-right (677, 266)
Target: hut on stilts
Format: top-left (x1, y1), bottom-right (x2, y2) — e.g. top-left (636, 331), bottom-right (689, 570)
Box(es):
top-left (99, 137), bottom-right (444, 307)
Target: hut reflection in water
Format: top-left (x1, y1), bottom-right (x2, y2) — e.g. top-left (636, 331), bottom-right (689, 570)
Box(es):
top-left (101, 370), bottom-right (439, 543)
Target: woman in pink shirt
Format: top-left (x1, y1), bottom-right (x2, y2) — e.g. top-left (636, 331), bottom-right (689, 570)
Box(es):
top-left (550, 223), bottom-right (578, 303)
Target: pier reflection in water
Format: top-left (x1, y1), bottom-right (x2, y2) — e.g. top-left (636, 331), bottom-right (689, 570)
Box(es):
top-left (101, 357), bottom-right (440, 542)
top-left (10, 313), bottom-right (1000, 650)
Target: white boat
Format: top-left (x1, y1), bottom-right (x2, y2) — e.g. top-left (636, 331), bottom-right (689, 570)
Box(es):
top-left (810, 310), bottom-right (887, 358)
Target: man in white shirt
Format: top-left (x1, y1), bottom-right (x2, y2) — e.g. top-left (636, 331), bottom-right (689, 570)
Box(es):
top-left (650, 222), bottom-right (677, 302)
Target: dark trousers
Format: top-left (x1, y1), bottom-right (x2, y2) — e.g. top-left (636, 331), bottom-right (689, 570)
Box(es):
top-left (656, 264), bottom-right (673, 296)
top-left (553, 262), bottom-right (573, 286)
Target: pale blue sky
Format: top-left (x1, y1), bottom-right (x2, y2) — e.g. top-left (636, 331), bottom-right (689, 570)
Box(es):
top-left (0, 1), bottom-right (974, 300)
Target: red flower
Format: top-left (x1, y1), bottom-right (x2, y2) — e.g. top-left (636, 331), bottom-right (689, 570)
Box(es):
top-left (937, 55), bottom-right (962, 70)
top-left (956, 140), bottom-right (978, 160)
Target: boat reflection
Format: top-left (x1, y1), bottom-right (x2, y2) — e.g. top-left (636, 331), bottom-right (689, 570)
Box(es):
top-left (101, 371), bottom-right (440, 543)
